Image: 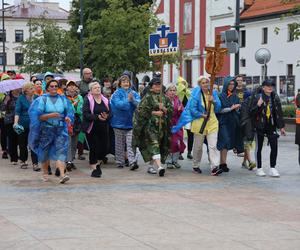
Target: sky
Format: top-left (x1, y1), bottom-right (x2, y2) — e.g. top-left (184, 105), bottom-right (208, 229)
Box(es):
top-left (6, 0), bottom-right (71, 11)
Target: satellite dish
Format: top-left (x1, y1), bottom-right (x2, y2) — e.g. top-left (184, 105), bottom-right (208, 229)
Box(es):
top-left (255, 48), bottom-right (271, 64)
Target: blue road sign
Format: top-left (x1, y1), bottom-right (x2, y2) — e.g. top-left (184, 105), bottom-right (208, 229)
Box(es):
top-left (149, 25), bottom-right (178, 56)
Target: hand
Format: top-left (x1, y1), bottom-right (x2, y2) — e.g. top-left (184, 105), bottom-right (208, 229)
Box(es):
top-left (65, 117), bottom-right (71, 123)
top-left (280, 128), bottom-right (286, 136)
top-left (128, 93), bottom-right (134, 101)
top-left (98, 112), bottom-right (108, 121)
top-left (208, 95), bottom-right (213, 102)
top-left (159, 103), bottom-right (165, 110)
top-left (13, 123), bottom-right (18, 128)
top-left (152, 111), bottom-right (164, 117)
top-left (257, 97), bottom-right (264, 107)
top-left (48, 112), bottom-right (61, 118)
top-left (202, 113), bottom-right (208, 119)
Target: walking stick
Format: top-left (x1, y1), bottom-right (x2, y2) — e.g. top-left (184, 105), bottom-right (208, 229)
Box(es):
top-left (200, 35), bottom-right (227, 134)
top-left (159, 51), bottom-right (165, 132)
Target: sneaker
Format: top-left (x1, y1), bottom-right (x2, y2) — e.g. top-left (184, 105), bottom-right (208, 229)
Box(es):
top-left (103, 156), bottom-right (108, 164)
top-left (187, 153), bottom-right (193, 160)
top-left (78, 154), bottom-right (86, 160)
top-left (55, 168), bottom-right (61, 177)
top-left (193, 167), bottom-right (202, 174)
top-left (20, 162), bottom-right (28, 169)
top-left (256, 168), bottom-right (266, 177)
top-left (71, 163), bottom-right (77, 170)
top-left (173, 162), bottom-right (181, 169)
top-left (66, 162), bottom-right (72, 172)
top-left (211, 166), bottom-right (223, 176)
top-left (248, 162), bottom-right (256, 170)
top-left (2, 151), bottom-right (8, 159)
top-left (167, 163), bottom-right (176, 169)
top-left (12, 161), bottom-right (18, 165)
top-left (129, 162), bottom-right (139, 171)
top-left (219, 164), bottom-right (230, 172)
top-left (158, 166), bottom-right (165, 177)
top-left (242, 161), bottom-right (249, 170)
top-left (178, 154), bottom-right (184, 160)
top-left (147, 166), bottom-right (157, 174)
top-left (33, 164), bottom-right (41, 172)
top-left (91, 164), bottom-right (102, 178)
top-left (59, 175), bottom-right (70, 184)
top-left (269, 168), bottom-right (280, 178)
top-left (237, 153), bottom-right (245, 157)
top-left (125, 159), bottom-right (129, 167)
top-left (48, 166), bottom-right (52, 175)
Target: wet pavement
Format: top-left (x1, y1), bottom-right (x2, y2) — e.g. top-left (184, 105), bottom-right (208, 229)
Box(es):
top-left (0, 133), bottom-right (299, 250)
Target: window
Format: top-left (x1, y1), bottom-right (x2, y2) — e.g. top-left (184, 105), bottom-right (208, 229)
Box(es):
top-left (288, 24), bottom-right (295, 42)
top-left (183, 2), bottom-right (192, 34)
top-left (0, 53), bottom-right (6, 65)
top-left (262, 27), bottom-right (268, 44)
top-left (15, 30), bottom-right (24, 43)
top-left (15, 53), bottom-right (24, 65)
top-left (240, 30), bottom-right (246, 48)
top-left (0, 29), bottom-right (6, 42)
top-left (240, 59), bottom-right (246, 67)
top-left (287, 64), bottom-right (293, 76)
top-left (185, 60), bottom-right (192, 87)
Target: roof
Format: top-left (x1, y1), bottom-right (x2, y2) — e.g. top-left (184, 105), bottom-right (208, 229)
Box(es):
top-left (241, 0), bottom-right (300, 20)
top-left (2, 2), bottom-right (68, 20)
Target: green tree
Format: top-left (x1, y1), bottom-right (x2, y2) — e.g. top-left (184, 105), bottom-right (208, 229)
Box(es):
top-left (83, 0), bottom-right (159, 78)
top-left (21, 18), bottom-right (79, 74)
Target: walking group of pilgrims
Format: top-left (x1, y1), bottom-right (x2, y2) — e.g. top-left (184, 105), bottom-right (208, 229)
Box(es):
top-left (0, 67), bottom-right (299, 184)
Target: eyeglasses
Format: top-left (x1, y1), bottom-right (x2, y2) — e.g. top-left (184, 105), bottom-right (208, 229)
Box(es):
top-left (49, 85), bottom-right (58, 88)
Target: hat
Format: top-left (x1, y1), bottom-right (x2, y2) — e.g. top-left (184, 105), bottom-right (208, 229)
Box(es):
top-left (7, 70), bottom-right (16, 75)
top-left (66, 80), bottom-right (78, 88)
top-left (262, 79), bottom-right (275, 87)
top-left (149, 77), bottom-right (161, 87)
top-left (1, 73), bottom-right (10, 81)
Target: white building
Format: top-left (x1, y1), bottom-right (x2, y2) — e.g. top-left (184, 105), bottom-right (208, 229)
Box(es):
top-left (240, 0), bottom-right (300, 97)
top-left (0, 0), bottom-right (69, 72)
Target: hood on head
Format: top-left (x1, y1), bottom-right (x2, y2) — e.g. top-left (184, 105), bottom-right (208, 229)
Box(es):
top-left (43, 71), bottom-right (54, 81)
top-left (177, 76), bottom-right (188, 87)
top-left (222, 76), bottom-right (237, 94)
top-left (1, 73), bottom-right (10, 81)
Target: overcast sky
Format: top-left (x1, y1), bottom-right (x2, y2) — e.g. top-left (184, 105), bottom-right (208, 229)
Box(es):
top-left (6, 0), bottom-right (71, 11)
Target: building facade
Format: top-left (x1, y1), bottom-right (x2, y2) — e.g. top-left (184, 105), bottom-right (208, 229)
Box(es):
top-left (1, 0), bottom-right (69, 72)
top-left (240, 0), bottom-right (300, 98)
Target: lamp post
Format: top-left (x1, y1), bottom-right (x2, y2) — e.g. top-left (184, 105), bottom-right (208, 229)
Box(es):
top-left (235, 0), bottom-right (240, 76)
top-left (2, 0), bottom-right (7, 72)
top-left (79, 0), bottom-right (83, 78)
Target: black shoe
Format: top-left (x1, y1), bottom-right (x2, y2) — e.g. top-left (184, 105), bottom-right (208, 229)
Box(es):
top-left (103, 157), bottom-right (108, 164)
top-left (2, 151), bottom-right (8, 159)
top-left (193, 167), bottom-right (202, 174)
top-left (66, 162), bottom-right (72, 172)
top-left (178, 154), bottom-right (184, 160)
top-left (78, 154), bottom-right (86, 160)
top-left (187, 153), bottom-right (193, 160)
top-left (91, 164), bottom-right (102, 178)
top-left (55, 168), bottom-right (60, 177)
top-left (158, 167), bottom-right (165, 177)
top-left (129, 162), bottom-right (139, 171)
top-left (211, 166), bottom-right (223, 176)
top-left (220, 164), bottom-right (230, 172)
top-left (117, 164), bottom-right (124, 169)
top-left (71, 163), bottom-right (77, 170)
top-left (125, 159), bottom-right (129, 167)
top-left (48, 166), bottom-right (52, 175)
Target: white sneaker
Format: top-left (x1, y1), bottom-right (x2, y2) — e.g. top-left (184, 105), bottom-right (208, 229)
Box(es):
top-left (269, 168), bottom-right (280, 178)
top-left (256, 168), bottom-right (266, 177)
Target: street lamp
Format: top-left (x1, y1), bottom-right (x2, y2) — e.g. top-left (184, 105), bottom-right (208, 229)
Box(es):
top-left (79, 0), bottom-right (83, 78)
top-left (2, 0), bottom-right (9, 72)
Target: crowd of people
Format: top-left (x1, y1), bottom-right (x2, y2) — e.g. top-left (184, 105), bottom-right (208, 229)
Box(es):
top-left (0, 68), bottom-right (299, 184)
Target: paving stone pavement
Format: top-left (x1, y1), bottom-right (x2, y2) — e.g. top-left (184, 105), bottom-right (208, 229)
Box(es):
top-left (0, 133), bottom-right (299, 250)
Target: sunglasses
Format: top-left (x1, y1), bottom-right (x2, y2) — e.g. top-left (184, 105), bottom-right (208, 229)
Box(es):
top-left (49, 85), bottom-right (58, 88)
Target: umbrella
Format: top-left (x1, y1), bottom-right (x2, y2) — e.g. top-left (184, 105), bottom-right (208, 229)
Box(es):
top-left (34, 73), bottom-right (64, 80)
top-left (0, 79), bottom-right (26, 93)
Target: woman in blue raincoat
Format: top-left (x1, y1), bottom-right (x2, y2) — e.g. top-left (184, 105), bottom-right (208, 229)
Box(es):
top-left (217, 76), bottom-right (244, 172)
top-left (29, 79), bottom-right (74, 183)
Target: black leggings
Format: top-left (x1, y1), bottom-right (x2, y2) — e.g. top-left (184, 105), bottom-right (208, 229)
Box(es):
top-left (0, 118), bottom-right (7, 151)
top-left (18, 128), bottom-right (38, 164)
top-left (255, 133), bottom-right (278, 169)
top-left (6, 124), bottom-right (19, 162)
top-left (186, 129), bottom-right (194, 153)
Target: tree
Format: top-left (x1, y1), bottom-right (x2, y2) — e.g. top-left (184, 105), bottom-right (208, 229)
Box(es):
top-left (81, 0), bottom-right (159, 78)
top-left (21, 18), bottom-right (79, 74)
